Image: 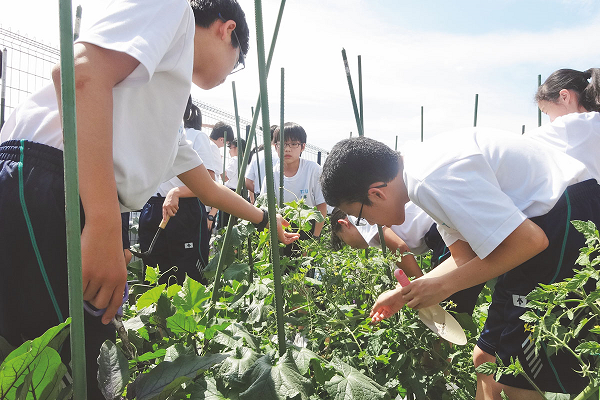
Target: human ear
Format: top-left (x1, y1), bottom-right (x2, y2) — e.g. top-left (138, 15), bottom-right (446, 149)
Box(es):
top-left (558, 89), bottom-right (570, 103)
top-left (220, 20), bottom-right (237, 41)
top-left (337, 219), bottom-right (350, 229)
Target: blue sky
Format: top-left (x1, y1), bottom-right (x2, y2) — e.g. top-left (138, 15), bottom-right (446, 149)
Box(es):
top-left (3, 0), bottom-right (600, 151)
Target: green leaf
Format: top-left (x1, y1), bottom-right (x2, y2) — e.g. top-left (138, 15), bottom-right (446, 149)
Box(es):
top-left (214, 323), bottom-right (260, 351)
top-left (135, 349), bottom-right (167, 363)
top-left (173, 277), bottom-right (211, 313)
top-left (0, 320), bottom-right (70, 399)
top-left (132, 353), bottom-right (229, 400)
top-left (240, 351), bottom-right (312, 400)
top-left (146, 266), bottom-right (160, 285)
top-left (289, 345), bottom-right (321, 375)
top-left (475, 362), bottom-right (497, 375)
top-left (166, 312), bottom-right (198, 334)
top-left (218, 347), bottom-right (260, 385)
top-left (188, 376), bottom-right (228, 400)
top-left (97, 340), bottom-right (130, 400)
top-left (224, 263), bottom-right (250, 282)
top-left (324, 358), bottom-right (390, 400)
top-left (575, 341), bottom-right (600, 355)
top-left (136, 284), bottom-right (166, 309)
top-left (38, 363), bottom-right (67, 400)
top-left (167, 284), bottom-right (182, 298)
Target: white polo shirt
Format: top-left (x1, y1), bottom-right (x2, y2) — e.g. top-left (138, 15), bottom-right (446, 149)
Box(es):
top-left (261, 158), bottom-right (325, 208)
top-left (0, 0), bottom-right (200, 211)
top-left (403, 128), bottom-right (591, 259)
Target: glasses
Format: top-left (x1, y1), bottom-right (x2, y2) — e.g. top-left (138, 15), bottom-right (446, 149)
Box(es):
top-left (355, 183), bottom-right (388, 226)
top-left (275, 142), bottom-right (302, 150)
top-left (218, 13), bottom-right (245, 75)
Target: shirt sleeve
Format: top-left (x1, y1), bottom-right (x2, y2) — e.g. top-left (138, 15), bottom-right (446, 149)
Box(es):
top-left (163, 126), bottom-right (202, 182)
top-left (226, 157), bottom-right (237, 178)
top-left (412, 154), bottom-right (527, 259)
top-left (312, 164), bottom-right (326, 205)
top-left (76, 0), bottom-right (191, 86)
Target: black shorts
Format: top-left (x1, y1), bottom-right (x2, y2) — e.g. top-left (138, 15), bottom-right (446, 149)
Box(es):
top-left (477, 179), bottom-right (600, 394)
top-left (425, 223), bottom-right (484, 315)
top-left (0, 140), bottom-right (114, 400)
top-left (139, 195), bottom-right (208, 285)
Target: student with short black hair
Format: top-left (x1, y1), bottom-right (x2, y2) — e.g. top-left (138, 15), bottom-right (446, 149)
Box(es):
top-left (0, 1), bottom-right (297, 398)
top-left (321, 134), bottom-right (600, 399)
top-left (246, 125), bottom-right (279, 203)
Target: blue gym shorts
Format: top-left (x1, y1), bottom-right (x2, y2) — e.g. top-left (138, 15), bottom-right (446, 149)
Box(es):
top-left (477, 179), bottom-right (600, 394)
top-left (0, 140), bottom-right (115, 400)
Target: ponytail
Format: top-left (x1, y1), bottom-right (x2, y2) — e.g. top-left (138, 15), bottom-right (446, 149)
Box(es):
top-left (580, 68), bottom-right (600, 112)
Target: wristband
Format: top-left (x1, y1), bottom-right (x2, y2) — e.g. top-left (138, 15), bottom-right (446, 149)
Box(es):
top-left (207, 215), bottom-right (215, 222)
top-left (253, 208), bottom-right (269, 231)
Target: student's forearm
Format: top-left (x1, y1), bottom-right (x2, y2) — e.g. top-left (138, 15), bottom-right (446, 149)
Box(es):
top-left (245, 178), bottom-right (255, 194)
top-left (313, 203), bottom-right (327, 237)
top-left (179, 166), bottom-right (263, 224)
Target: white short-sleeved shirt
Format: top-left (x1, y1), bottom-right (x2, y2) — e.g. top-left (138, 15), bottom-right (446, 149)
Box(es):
top-left (245, 148), bottom-right (279, 192)
top-left (225, 156), bottom-right (240, 189)
top-left (403, 128), bottom-right (591, 259)
top-left (0, 0), bottom-right (200, 211)
top-left (353, 202), bottom-right (434, 255)
top-left (527, 112), bottom-right (600, 184)
top-left (211, 140), bottom-right (224, 177)
top-left (261, 158), bottom-right (325, 207)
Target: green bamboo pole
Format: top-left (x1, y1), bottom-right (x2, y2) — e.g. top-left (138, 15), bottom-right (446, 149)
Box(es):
top-left (341, 49), bottom-right (363, 136)
top-left (395, 135), bottom-right (398, 151)
top-left (522, 125), bottom-right (525, 135)
top-left (208, 0), bottom-right (287, 320)
top-left (349, 131), bottom-right (352, 138)
top-left (420, 106), bottom-right (424, 142)
top-left (1, 48), bottom-right (7, 129)
top-left (538, 74), bottom-right (542, 127)
top-left (59, 0), bottom-right (86, 398)
top-left (73, 5), bottom-right (82, 41)
top-left (473, 93), bottom-right (478, 127)
top-left (251, 106), bottom-right (262, 193)
top-left (358, 55), bottom-right (363, 132)
top-left (254, 0), bottom-right (286, 356)
top-left (232, 82), bottom-right (242, 172)
top-left (279, 68), bottom-right (285, 208)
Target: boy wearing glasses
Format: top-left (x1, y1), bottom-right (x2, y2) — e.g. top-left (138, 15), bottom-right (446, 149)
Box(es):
top-left (320, 134), bottom-right (600, 399)
top-left (261, 122), bottom-right (327, 239)
top-left (0, 1), bottom-right (299, 397)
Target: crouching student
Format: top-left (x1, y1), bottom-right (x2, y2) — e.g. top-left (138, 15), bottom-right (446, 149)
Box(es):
top-left (0, 1), bottom-right (298, 398)
top-left (331, 204), bottom-right (483, 315)
top-left (261, 123), bottom-right (327, 257)
top-left (320, 134), bottom-right (600, 399)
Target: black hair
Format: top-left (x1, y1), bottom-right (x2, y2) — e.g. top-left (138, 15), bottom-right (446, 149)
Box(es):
top-left (210, 121), bottom-right (235, 142)
top-left (189, 0), bottom-right (250, 61)
top-left (321, 137), bottom-right (402, 207)
top-left (272, 122), bottom-right (307, 144)
top-left (330, 207), bottom-right (348, 251)
top-left (230, 138), bottom-right (246, 153)
top-left (536, 68), bottom-right (600, 112)
top-left (183, 96), bottom-right (203, 130)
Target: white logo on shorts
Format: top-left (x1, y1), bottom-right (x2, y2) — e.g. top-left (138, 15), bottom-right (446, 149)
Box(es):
top-left (512, 294), bottom-right (528, 308)
top-left (184, 242), bottom-right (194, 249)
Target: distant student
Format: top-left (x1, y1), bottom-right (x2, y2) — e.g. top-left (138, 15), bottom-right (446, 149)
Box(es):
top-left (221, 138), bottom-right (247, 226)
top-left (261, 122), bottom-right (327, 238)
top-left (206, 121), bottom-right (235, 228)
top-left (0, 1), bottom-right (297, 398)
top-left (320, 135), bottom-right (600, 399)
top-left (246, 125), bottom-right (279, 203)
top-left (527, 68), bottom-right (600, 183)
top-left (331, 204), bottom-right (483, 315)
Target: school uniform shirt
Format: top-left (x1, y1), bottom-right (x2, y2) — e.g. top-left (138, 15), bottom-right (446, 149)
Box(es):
top-left (402, 128), bottom-right (591, 259)
top-left (260, 158), bottom-right (325, 207)
top-left (245, 148), bottom-right (279, 191)
top-left (526, 111), bottom-right (600, 184)
top-left (352, 201), bottom-right (433, 255)
top-left (210, 140), bottom-right (224, 178)
top-left (225, 156), bottom-right (240, 189)
top-left (0, 0), bottom-right (199, 211)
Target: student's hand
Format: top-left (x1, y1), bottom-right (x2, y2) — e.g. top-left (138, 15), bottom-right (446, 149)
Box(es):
top-left (399, 275), bottom-right (448, 310)
top-left (81, 222), bottom-right (128, 325)
top-left (370, 286), bottom-right (405, 324)
top-left (276, 214), bottom-right (300, 245)
top-left (163, 189), bottom-right (180, 221)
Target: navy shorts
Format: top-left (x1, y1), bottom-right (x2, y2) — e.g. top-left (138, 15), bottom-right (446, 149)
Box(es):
top-left (477, 179), bottom-right (600, 394)
top-left (0, 140), bottom-right (114, 400)
top-left (425, 223), bottom-right (485, 315)
top-left (139, 195), bottom-right (209, 285)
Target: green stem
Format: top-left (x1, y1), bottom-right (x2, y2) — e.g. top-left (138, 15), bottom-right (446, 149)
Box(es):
top-left (279, 68), bottom-right (285, 208)
top-left (341, 49), bottom-right (363, 136)
top-left (208, 0), bottom-right (287, 320)
top-left (473, 93), bottom-right (478, 127)
top-left (59, 0), bottom-right (87, 398)
top-left (518, 370), bottom-right (548, 399)
top-left (572, 383), bottom-right (600, 400)
top-left (254, 0), bottom-right (286, 357)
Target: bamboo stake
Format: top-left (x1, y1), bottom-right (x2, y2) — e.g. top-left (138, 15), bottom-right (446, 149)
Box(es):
top-left (522, 125), bottom-right (525, 135)
top-left (208, 0), bottom-right (287, 320)
top-left (421, 106), bottom-right (424, 142)
top-left (59, 0), bottom-right (86, 397)
top-left (341, 49), bottom-right (363, 136)
top-left (0, 48), bottom-right (6, 129)
top-left (279, 68), bottom-right (285, 208)
top-left (254, 0), bottom-right (286, 356)
top-left (473, 93), bottom-right (478, 127)
top-left (358, 55), bottom-right (363, 132)
top-left (73, 5), bottom-right (82, 41)
top-left (395, 135), bottom-right (398, 151)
